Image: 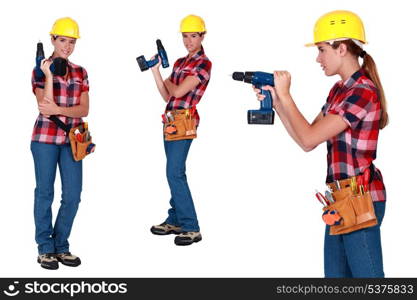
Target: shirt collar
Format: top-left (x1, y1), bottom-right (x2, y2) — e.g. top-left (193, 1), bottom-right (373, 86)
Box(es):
top-left (342, 68), bottom-right (365, 89)
top-left (186, 46), bottom-right (205, 61)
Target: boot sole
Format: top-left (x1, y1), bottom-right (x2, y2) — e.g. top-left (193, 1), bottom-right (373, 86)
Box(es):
top-left (150, 228), bottom-right (181, 236)
top-left (58, 261), bottom-right (81, 267)
top-left (37, 258), bottom-right (59, 270)
top-left (57, 258), bottom-right (81, 267)
top-left (174, 235), bottom-right (202, 246)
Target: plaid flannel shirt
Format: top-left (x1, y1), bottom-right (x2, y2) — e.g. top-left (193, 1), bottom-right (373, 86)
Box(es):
top-left (321, 69), bottom-right (386, 202)
top-left (166, 47), bottom-right (211, 125)
top-left (31, 60), bottom-right (89, 145)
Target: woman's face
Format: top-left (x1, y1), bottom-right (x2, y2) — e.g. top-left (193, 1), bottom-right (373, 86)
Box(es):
top-left (51, 36), bottom-right (76, 59)
top-left (316, 42), bottom-right (342, 76)
top-left (182, 32), bottom-right (204, 54)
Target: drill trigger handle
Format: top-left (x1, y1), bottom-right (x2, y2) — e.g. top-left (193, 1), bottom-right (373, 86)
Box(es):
top-left (147, 54), bottom-right (160, 68)
top-left (256, 85), bottom-right (273, 111)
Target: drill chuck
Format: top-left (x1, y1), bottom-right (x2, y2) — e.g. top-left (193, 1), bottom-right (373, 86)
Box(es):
top-left (232, 72), bottom-right (244, 81)
top-left (156, 39), bottom-right (164, 51)
top-left (36, 42), bottom-right (44, 58)
top-left (232, 72), bottom-right (254, 83)
top-left (157, 39), bottom-right (169, 68)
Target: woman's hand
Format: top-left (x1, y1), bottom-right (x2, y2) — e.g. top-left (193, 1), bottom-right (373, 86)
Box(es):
top-left (150, 55), bottom-right (161, 71)
top-left (252, 85), bottom-right (280, 110)
top-left (273, 71), bottom-right (291, 98)
top-left (38, 97), bottom-right (60, 116)
top-left (40, 59), bottom-right (53, 78)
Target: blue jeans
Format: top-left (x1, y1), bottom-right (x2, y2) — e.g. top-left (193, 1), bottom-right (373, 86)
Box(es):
top-left (31, 141), bottom-right (82, 255)
top-left (324, 201), bottom-right (385, 277)
top-left (164, 139), bottom-right (199, 232)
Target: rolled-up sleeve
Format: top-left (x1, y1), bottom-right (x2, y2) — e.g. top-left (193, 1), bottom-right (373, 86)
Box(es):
top-left (81, 68), bottom-right (89, 92)
top-left (191, 60), bottom-right (211, 84)
top-left (328, 87), bottom-right (376, 129)
top-left (31, 68), bottom-right (45, 94)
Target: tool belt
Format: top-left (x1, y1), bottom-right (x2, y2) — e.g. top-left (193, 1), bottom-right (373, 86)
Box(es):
top-left (323, 170), bottom-right (377, 235)
top-left (162, 108), bottom-right (197, 141)
top-left (50, 116), bottom-right (95, 161)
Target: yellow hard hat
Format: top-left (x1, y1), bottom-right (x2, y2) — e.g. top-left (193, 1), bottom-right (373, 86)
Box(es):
top-left (305, 10), bottom-right (366, 47)
top-left (50, 17), bottom-right (80, 39)
top-left (180, 15), bottom-right (206, 33)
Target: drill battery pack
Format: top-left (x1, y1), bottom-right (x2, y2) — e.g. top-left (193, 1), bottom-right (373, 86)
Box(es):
top-left (136, 56), bottom-right (149, 71)
top-left (247, 110), bottom-right (275, 125)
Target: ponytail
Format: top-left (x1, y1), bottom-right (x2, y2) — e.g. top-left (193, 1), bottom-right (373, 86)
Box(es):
top-left (332, 40), bottom-right (389, 129)
top-left (362, 53), bottom-right (388, 129)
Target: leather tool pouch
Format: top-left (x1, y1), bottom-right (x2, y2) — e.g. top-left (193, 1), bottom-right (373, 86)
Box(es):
top-left (68, 125), bottom-right (95, 161)
top-left (324, 186), bottom-right (377, 235)
top-left (163, 109), bottom-right (197, 141)
top-left (50, 116), bottom-right (95, 161)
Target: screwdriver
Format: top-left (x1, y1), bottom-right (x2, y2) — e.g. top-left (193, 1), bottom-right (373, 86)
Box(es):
top-left (315, 189), bottom-right (329, 206)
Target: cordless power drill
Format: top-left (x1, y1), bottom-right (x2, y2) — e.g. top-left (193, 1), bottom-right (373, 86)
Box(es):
top-left (35, 41), bottom-right (68, 80)
top-left (136, 39), bottom-right (169, 72)
top-left (232, 71), bottom-right (275, 125)
top-left (35, 42), bottom-right (71, 131)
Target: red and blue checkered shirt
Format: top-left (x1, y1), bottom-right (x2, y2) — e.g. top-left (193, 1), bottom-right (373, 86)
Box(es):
top-left (31, 60), bottom-right (89, 145)
top-left (321, 69), bottom-right (386, 202)
top-left (166, 47), bottom-right (212, 125)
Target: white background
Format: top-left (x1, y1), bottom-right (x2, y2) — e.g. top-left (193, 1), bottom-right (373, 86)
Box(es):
top-left (0, 0), bottom-right (416, 277)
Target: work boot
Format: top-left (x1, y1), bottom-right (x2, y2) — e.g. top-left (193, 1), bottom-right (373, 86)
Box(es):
top-left (150, 222), bottom-right (182, 235)
top-left (174, 232), bottom-right (202, 246)
top-left (56, 252), bottom-right (81, 267)
top-left (37, 253), bottom-right (59, 270)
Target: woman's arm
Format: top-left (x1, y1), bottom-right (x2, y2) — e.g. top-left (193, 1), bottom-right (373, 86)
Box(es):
top-left (151, 70), bottom-right (170, 102)
top-left (273, 71), bottom-right (347, 152)
top-left (35, 59), bottom-right (89, 118)
top-left (38, 91), bottom-right (89, 118)
top-left (35, 59), bottom-right (54, 103)
top-left (256, 71), bottom-right (347, 152)
top-left (164, 76), bottom-right (200, 98)
top-left (311, 111), bottom-right (324, 125)
top-left (60, 91), bottom-right (89, 117)
top-left (276, 96), bottom-right (347, 151)
top-left (276, 109), bottom-right (326, 151)
top-left (150, 55), bottom-right (203, 100)
top-left (34, 59), bottom-right (54, 117)
top-left (256, 84), bottom-right (326, 151)
top-left (150, 56), bottom-right (170, 102)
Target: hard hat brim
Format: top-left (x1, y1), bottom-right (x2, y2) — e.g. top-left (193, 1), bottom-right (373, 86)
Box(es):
top-left (305, 42), bottom-right (316, 47)
top-left (305, 39), bottom-right (367, 48)
top-left (180, 31), bottom-right (206, 33)
top-left (50, 32), bottom-right (80, 39)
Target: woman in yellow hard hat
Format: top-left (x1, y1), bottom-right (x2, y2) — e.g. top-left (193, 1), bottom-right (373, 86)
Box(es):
top-left (149, 15), bottom-right (212, 246)
top-left (254, 10), bottom-right (388, 277)
top-left (31, 17), bottom-right (89, 269)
